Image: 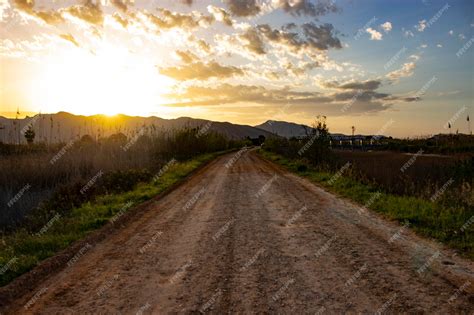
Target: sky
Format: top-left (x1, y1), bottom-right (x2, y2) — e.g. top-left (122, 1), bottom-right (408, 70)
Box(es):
top-left (0, 0), bottom-right (473, 137)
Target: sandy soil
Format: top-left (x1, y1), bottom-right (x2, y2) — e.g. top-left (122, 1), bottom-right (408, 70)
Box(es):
top-left (3, 150), bottom-right (474, 314)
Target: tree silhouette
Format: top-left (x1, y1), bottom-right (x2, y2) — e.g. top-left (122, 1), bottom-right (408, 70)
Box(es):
top-left (24, 125), bottom-right (35, 144)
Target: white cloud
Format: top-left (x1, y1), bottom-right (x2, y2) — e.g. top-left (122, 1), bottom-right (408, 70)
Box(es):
top-left (459, 33), bottom-right (466, 40)
top-left (419, 44), bottom-right (428, 48)
top-left (366, 27), bottom-right (382, 40)
top-left (386, 62), bottom-right (416, 81)
top-left (448, 30), bottom-right (454, 35)
top-left (416, 20), bottom-right (427, 32)
top-left (436, 43), bottom-right (442, 48)
top-left (380, 21), bottom-right (392, 33)
top-left (404, 30), bottom-right (414, 38)
top-left (0, 0), bottom-right (11, 22)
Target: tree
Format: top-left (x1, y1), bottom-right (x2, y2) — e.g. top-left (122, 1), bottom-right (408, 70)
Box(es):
top-left (304, 115), bottom-right (331, 164)
top-left (24, 125), bottom-right (35, 144)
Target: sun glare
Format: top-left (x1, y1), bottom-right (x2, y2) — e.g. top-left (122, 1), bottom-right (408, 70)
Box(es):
top-left (32, 44), bottom-right (174, 117)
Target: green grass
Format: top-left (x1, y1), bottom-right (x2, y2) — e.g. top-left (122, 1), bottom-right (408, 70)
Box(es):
top-left (259, 149), bottom-right (474, 259)
top-left (0, 152), bottom-right (222, 287)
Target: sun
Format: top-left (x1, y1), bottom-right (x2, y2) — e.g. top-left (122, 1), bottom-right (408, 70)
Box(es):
top-left (32, 43), bottom-right (174, 117)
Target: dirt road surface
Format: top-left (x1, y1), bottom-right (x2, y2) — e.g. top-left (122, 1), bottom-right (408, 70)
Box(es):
top-left (3, 150), bottom-right (474, 314)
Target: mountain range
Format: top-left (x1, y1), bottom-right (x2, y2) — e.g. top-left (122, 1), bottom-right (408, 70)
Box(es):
top-left (0, 113), bottom-right (387, 144)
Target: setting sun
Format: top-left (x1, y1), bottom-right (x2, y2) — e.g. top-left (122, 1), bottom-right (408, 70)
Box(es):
top-left (31, 43), bottom-right (174, 117)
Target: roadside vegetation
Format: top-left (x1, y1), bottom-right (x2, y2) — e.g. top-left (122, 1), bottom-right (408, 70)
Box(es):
top-left (260, 116), bottom-right (474, 259)
top-left (0, 127), bottom-right (246, 286)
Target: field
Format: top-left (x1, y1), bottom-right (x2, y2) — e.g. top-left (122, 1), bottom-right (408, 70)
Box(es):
top-left (259, 148), bottom-right (474, 259)
top-left (0, 129), bottom-right (242, 230)
top-left (333, 150), bottom-right (472, 203)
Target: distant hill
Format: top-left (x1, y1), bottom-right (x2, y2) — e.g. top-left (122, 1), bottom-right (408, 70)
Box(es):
top-left (255, 120), bottom-right (313, 138)
top-left (0, 112), bottom-right (274, 144)
top-left (255, 120), bottom-right (388, 141)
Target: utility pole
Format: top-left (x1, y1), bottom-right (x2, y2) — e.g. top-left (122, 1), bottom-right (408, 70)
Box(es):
top-left (351, 125), bottom-right (355, 150)
top-left (16, 108), bottom-right (20, 144)
top-left (468, 115), bottom-right (471, 135)
top-left (0, 124), bottom-right (4, 143)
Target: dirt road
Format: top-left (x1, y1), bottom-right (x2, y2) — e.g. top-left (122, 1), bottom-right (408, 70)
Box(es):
top-left (4, 150), bottom-right (474, 314)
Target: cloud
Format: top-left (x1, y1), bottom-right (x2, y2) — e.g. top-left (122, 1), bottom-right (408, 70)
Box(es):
top-left (12, 0), bottom-right (64, 25)
top-left (416, 20), bottom-right (426, 32)
top-left (65, 0), bottom-right (103, 26)
top-left (404, 30), bottom-right (414, 37)
top-left (110, 0), bottom-right (129, 12)
top-left (163, 83), bottom-right (413, 115)
top-left (449, 30), bottom-right (454, 35)
top-left (257, 22), bottom-right (342, 53)
top-left (175, 50), bottom-right (198, 63)
top-left (207, 5), bottom-right (232, 26)
top-left (277, 0), bottom-right (340, 17)
top-left (144, 8), bottom-right (212, 31)
top-left (302, 23), bottom-right (342, 50)
top-left (437, 43), bottom-right (442, 48)
top-left (386, 62), bottom-right (416, 81)
top-left (113, 13), bottom-right (129, 28)
top-left (225, 0), bottom-right (261, 17)
top-left (238, 28), bottom-right (266, 55)
top-left (59, 33), bottom-right (80, 47)
top-left (159, 61), bottom-right (244, 81)
top-left (321, 79), bottom-right (382, 91)
top-left (380, 21), bottom-right (392, 32)
top-left (366, 27), bottom-right (382, 40)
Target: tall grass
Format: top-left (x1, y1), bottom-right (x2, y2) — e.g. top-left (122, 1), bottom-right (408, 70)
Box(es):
top-left (0, 127), bottom-right (245, 231)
